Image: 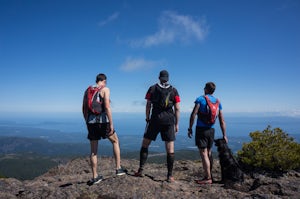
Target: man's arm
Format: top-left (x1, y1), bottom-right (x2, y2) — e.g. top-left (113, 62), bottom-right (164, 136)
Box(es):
top-left (145, 100), bottom-right (151, 122)
top-left (218, 110), bottom-right (227, 143)
top-left (174, 102), bottom-right (180, 133)
top-left (103, 87), bottom-right (114, 133)
top-left (82, 89), bottom-right (88, 122)
top-left (188, 103), bottom-right (199, 138)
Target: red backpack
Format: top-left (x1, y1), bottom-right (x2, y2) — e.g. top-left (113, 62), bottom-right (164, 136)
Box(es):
top-left (87, 86), bottom-right (103, 114)
top-left (82, 86), bottom-right (104, 122)
top-left (198, 95), bottom-right (220, 125)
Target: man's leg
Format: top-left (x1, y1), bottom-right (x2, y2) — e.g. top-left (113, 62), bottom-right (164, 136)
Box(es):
top-left (108, 132), bottom-right (121, 169)
top-left (208, 148), bottom-right (213, 180)
top-left (165, 141), bottom-right (175, 180)
top-left (138, 138), bottom-right (151, 171)
top-left (200, 148), bottom-right (211, 180)
top-left (135, 138), bottom-right (151, 176)
top-left (90, 140), bottom-right (98, 179)
top-left (136, 121), bottom-right (157, 176)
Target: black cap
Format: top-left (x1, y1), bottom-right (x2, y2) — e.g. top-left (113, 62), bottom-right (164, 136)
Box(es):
top-left (159, 70), bottom-right (169, 81)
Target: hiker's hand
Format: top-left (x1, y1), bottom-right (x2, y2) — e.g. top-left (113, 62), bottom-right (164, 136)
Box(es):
top-left (175, 124), bottom-right (179, 134)
top-left (107, 129), bottom-right (115, 137)
top-left (188, 128), bottom-right (193, 138)
top-left (223, 135), bottom-right (228, 143)
top-left (107, 124), bottom-right (114, 137)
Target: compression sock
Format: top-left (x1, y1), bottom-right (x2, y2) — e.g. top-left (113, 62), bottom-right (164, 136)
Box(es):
top-left (139, 147), bottom-right (148, 170)
top-left (209, 153), bottom-right (213, 180)
top-left (167, 153), bottom-right (175, 177)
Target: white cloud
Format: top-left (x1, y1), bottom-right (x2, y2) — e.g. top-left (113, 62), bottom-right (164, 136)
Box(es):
top-left (98, 12), bottom-right (119, 26)
top-left (130, 11), bottom-right (208, 48)
top-left (119, 57), bottom-right (160, 71)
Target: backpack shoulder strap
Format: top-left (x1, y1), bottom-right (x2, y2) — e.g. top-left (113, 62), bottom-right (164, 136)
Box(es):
top-left (204, 95), bottom-right (209, 103)
top-left (204, 95), bottom-right (219, 104)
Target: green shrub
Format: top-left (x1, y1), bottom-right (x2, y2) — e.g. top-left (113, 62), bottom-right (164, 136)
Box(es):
top-left (0, 173), bottom-right (6, 178)
top-left (237, 125), bottom-right (300, 172)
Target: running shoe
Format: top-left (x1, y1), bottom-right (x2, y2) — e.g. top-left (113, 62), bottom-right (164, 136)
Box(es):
top-left (195, 178), bottom-right (212, 185)
top-left (91, 175), bottom-right (103, 185)
top-left (116, 167), bottom-right (127, 176)
top-left (134, 168), bottom-right (144, 177)
top-left (167, 176), bottom-right (175, 183)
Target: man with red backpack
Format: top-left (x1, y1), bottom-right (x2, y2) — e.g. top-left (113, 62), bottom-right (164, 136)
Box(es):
top-left (82, 73), bottom-right (126, 185)
top-left (188, 82), bottom-right (227, 184)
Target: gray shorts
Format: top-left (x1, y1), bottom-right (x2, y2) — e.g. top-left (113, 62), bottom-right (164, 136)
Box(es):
top-left (195, 126), bottom-right (215, 149)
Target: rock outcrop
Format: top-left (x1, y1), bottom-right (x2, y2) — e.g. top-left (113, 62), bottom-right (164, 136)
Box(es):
top-left (0, 156), bottom-right (299, 199)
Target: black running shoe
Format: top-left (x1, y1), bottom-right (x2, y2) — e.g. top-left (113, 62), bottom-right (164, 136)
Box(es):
top-left (116, 167), bottom-right (127, 176)
top-left (91, 175), bottom-right (103, 184)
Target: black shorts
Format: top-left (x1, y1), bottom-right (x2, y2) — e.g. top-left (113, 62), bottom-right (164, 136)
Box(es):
top-left (195, 126), bottom-right (215, 149)
top-left (144, 121), bottom-right (175, 142)
top-left (87, 123), bottom-right (111, 140)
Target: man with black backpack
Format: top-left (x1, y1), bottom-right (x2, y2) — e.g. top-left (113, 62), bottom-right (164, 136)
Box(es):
top-left (135, 70), bottom-right (180, 183)
top-left (82, 73), bottom-right (126, 185)
top-left (188, 82), bottom-right (227, 184)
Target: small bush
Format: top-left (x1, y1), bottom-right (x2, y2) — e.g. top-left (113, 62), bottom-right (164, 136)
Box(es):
top-left (0, 173), bottom-right (6, 178)
top-left (237, 125), bottom-right (300, 172)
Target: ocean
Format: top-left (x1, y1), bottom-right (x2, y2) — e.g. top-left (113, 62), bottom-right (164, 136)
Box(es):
top-left (0, 112), bottom-right (299, 153)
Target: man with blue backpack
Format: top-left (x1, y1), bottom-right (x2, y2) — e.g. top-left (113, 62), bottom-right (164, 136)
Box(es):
top-left (188, 82), bottom-right (227, 184)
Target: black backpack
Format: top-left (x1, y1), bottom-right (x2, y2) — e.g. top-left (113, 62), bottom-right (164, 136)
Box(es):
top-left (152, 84), bottom-right (174, 110)
top-left (151, 84), bottom-right (175, 124)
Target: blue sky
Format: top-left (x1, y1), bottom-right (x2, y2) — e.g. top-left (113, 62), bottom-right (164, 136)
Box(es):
top-left (0, 0), bottom-right (300, 117)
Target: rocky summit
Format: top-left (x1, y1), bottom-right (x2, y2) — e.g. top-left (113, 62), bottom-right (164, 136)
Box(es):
top-left (0, 156), bottom-right (299, 199)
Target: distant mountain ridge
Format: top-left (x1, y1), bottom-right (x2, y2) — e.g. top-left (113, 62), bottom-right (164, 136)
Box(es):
top-left (0, 136), bottom-right (89, 156)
